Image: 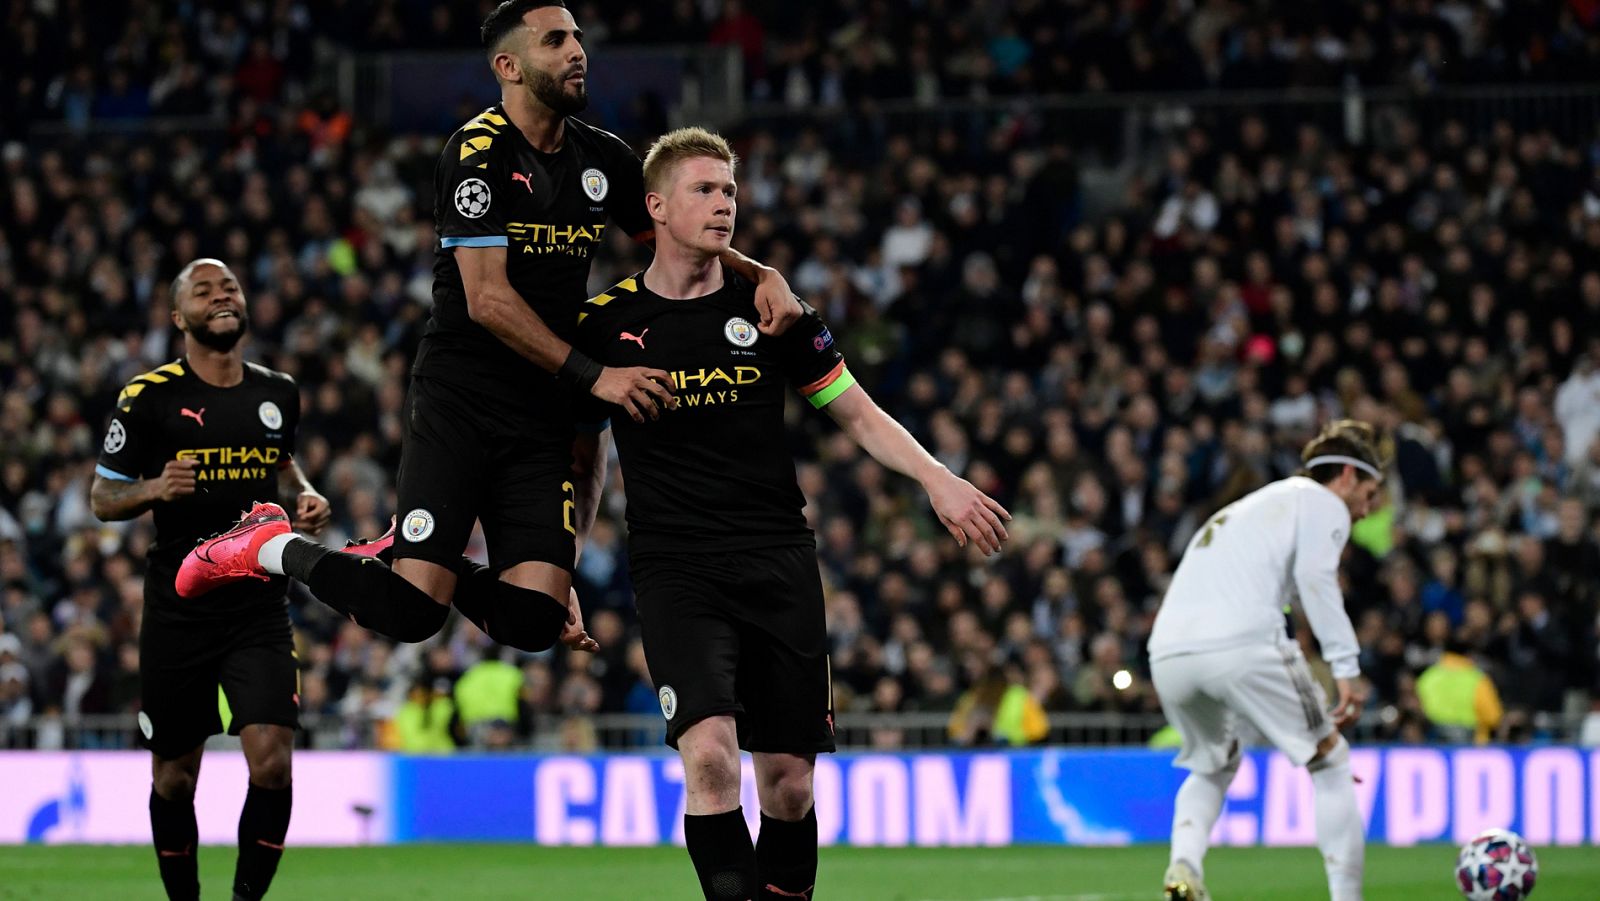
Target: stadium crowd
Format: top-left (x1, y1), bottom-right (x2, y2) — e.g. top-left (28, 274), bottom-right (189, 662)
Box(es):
top-left (2, 0), bottom-right (1600, 752)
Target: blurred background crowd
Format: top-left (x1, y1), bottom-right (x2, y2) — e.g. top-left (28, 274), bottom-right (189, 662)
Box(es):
top-left (2, 0), bottom-right (1599, 753)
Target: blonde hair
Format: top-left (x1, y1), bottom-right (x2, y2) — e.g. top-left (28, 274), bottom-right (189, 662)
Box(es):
top-left (641, 127), bottom-right (738, 195)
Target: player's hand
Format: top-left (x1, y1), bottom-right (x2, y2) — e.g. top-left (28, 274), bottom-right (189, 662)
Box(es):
top-left (1330, 677), bottom-right (1366, 730)
top-left (560, 588), bottom-right (600, 654)
top-left (926, 470), bottom-right (1012, 555)
top-left (295, 490), bottom-right (332, 535)
top-left (753, 270), bottom-right (803, 336)
top-left (593, 366), bottom-right (677, 422)
top-left (155, 459), bottom-right (199, 502)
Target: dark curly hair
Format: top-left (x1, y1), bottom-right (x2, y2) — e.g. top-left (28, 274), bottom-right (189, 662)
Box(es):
top-left (481, 0), bottom-right (567, 52)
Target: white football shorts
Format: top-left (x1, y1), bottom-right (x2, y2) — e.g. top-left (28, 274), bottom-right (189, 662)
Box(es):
top-left (1151, 638), bottom-right (1334, 773)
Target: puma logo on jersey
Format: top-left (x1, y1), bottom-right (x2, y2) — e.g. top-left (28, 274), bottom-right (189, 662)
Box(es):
top-left (181, 407), bottom-right (205, 427)
top-left (511, 172), bottom-right (534, 193)
top-left (619, 329), bottom-right (649, 349)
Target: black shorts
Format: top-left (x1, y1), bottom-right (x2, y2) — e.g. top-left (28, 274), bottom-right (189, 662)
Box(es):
top-left (392, 375), bottom-right (578, 572)
top-left (632, 544), bottom-right (835, 754)
top-left (138, 606), bottom-right (297, 759)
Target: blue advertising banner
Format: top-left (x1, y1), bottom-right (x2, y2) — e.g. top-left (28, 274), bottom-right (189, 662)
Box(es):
top-left (388, 747), bottom-right (1600, 847)
top-left (4, 747), bottom-right (1594, 846)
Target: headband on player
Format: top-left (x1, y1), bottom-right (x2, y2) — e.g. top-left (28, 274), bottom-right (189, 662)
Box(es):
top-left (1305, 455), bottom-right (1383, 480)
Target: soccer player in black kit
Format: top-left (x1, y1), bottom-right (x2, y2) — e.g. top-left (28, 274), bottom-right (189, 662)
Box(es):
top-left (572, 129), bottom-right (1013, 901)
top-left (178, 0), bottom-right (801, 659)
top-left (91, 259), bottom-right (331, 901)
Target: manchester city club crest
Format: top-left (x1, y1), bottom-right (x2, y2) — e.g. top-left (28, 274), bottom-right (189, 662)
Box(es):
top-left (258, 401), bottom-right (283, 429)
top-left (581, 168), bottom-right (609, 201)
top-left (724, 317), bottom-right (757, 348)
top-left (402, 508), bottom-right (435, 542)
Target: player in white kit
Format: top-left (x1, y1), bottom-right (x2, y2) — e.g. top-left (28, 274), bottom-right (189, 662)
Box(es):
top-left (1147, 420), bottom-right (1384, 901)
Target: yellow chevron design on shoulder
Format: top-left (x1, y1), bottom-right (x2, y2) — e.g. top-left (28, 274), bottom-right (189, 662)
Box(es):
top-left (459, 135), bottom-right (493, 169)
top-left (152, 362), bottom-right (185, 378)
top-left (616, 278), bottom-right (638, 293)
top-left (586, 292), bottom-right (615, 307)
top-left (116, 383), bottom-right (147, 409)
top-left (478, 110), bottom-right (507, 126)
top-left (464, 117), bottom-right (500, 135)
top-left (578, 311), bottom-right (591, 325)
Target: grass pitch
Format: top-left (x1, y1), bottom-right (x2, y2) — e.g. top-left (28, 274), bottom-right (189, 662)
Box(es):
top-left (0, 843), bottom-right (1593, 899)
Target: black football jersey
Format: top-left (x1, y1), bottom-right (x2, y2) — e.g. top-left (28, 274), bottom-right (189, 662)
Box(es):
top-left (422, 106), bottom-right (653, 417)
top-left (96, 360), bottom-right (299, 620)
top-left (573, 270), bottom-right (854, 554)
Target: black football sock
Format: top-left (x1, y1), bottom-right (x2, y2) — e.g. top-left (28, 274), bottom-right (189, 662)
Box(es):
top-left (232, 783), bottom-right (292, 900)
top-left (757, 807), bottom-right (818, 900)
top-left (685, 808), bottom-right (758, 901)
top-left (150, 787), bottom-right (199, 901)
top-left (450, 560), bottom-right (569, 652)
top-left (281, 538), bottom-right (448, 641)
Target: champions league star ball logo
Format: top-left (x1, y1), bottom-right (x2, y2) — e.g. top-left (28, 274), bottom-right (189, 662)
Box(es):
top-left (103, 419), bottom-right (126, 454)
top-left (455, 178), bottom-right (492, 218)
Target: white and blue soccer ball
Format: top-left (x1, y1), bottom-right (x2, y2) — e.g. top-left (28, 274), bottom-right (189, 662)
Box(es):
top-left (1455, 828), bottom-right (1538, 900)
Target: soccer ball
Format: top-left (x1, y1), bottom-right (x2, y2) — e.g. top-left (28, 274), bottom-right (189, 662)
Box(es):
top-left (1455, 828), bottom-right (1538, 900)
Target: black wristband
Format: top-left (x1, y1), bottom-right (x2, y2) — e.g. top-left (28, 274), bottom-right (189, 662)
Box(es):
top-left (558, 347), bottom-right (603, 396)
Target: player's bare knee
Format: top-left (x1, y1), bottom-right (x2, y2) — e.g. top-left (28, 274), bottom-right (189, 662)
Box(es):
top-left (764, 772), bottom-right (813, 820)
top-left (247, 746), bottom-right (292, 790)
top-left (152, 758), bottom-right (200, 800)
top-left (242, 725), bottom-right (294, 789)
top-left (678, 718), bottom-right (741, 805)
top-left (391, 557), bottom-right (456, 605)
top-left (755, 754), bottom-right (814, 820)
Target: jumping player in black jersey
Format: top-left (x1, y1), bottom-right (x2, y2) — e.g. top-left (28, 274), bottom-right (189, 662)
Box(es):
top-left (177, 0), bottom-right (801, 659)
top-left (91, 259), bottom-right (329, 901)
top-left (573, 129), bottom-right (1012, 901)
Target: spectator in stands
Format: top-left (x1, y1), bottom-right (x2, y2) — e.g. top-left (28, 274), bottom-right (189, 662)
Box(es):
top-left (1416, 638), bottom-right (1503, 745)
top-left (948, 667), bottom-right (1047, 747)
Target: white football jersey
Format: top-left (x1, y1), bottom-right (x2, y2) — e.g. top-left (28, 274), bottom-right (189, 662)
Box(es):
top-left (1147, 476), bottom-right (1361, 679)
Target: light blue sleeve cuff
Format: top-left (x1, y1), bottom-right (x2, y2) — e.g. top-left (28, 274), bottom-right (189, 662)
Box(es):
top-left (441, 236), bottom-right (509, 248)
top-left (95, 464), bottom-right (136, 482)
top-left (575, 419), bottom-right (611, 434)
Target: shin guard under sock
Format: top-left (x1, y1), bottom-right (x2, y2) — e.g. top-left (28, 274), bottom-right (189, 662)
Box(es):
top-left (757, 807), bottom-right (818, 900)
top-left (685, 808), bottom-right (758, 901)
top-left (150, 787), bottom-right (199, 901)
top-left (282, 538), bottom-right (448, 641)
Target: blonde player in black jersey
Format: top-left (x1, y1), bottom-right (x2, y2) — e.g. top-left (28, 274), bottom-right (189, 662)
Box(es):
top-left (91, 259), bottom-right (329, 901)
top-left (573, 128), bottom-right (1012, 901)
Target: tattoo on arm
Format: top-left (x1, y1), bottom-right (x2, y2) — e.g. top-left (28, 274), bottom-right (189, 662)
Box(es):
top-left (90, 476), bottom-right (155, 521)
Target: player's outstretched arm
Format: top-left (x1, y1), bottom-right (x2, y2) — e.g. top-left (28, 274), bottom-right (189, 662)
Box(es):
top-left (822, 385), bottom-right (1011, 555)
top-left (277, 458), bottom-right (330, 535)
top-left (89, 459), bottom-right (197, 521)
top-left (717, 247), bottom-right (802, 336)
